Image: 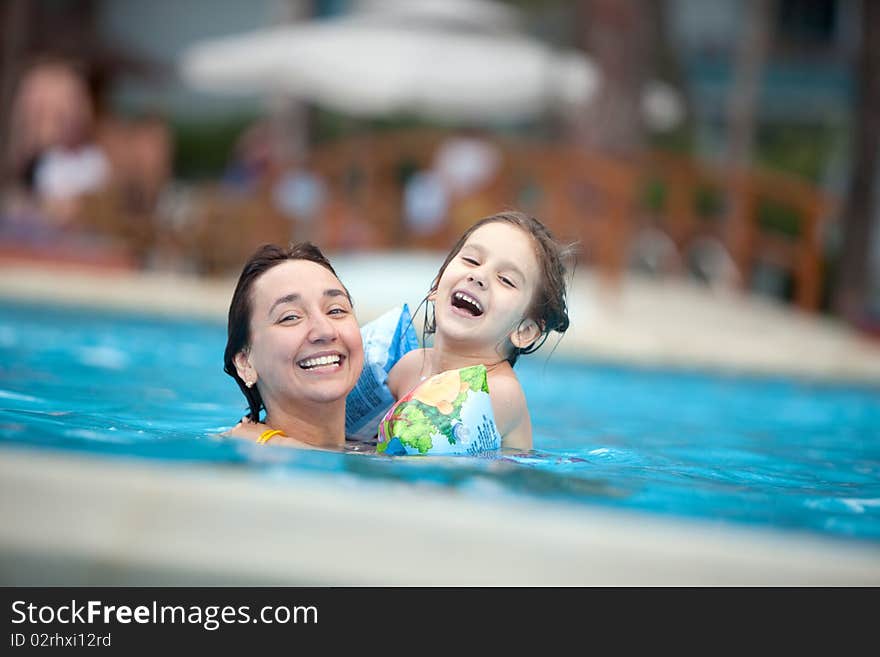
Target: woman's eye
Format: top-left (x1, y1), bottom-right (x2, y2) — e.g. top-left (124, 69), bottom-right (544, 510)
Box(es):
top-left (328, 307), bottom-right (348, 316)
top-left (280, 314), bottom-right (300, 323)
top-left (462, 256), bottom-right (479, 265)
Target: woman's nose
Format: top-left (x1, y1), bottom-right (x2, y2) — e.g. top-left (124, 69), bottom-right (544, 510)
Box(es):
top-left (308, 313), bottom-right (337, 342)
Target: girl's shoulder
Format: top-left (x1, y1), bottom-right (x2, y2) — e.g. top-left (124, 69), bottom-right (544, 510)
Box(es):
top-left (485, 365), bottom-right (531, 449)
top-left (486, 364), bottom-right (526, 403)
top-left (387, 347), bottom-right (431, 398)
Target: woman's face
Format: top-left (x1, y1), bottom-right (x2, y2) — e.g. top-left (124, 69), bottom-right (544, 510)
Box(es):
top-left (237, 260), bottom-right (364, 411)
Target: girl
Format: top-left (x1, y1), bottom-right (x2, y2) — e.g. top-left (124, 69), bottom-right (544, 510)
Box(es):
top-left (386, 210), bottom-right (572, 452)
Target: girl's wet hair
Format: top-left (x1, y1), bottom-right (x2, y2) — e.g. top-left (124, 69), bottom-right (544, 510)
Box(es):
top-left (223, 242), bottom-right (350, 422)
top-left (425, 210), bottom-right (574, 366)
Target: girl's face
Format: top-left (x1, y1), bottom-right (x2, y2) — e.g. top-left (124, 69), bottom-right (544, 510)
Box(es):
top-left (433, 222), bottom-right (540, 356)
top-left (236, 260), bottom-right (364, 411)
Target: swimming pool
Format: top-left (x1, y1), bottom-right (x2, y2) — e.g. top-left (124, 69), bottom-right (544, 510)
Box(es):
top-left (1, 299), bottom-right (879, 546)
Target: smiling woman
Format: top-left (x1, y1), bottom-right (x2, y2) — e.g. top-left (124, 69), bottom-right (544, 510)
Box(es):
top-left (222, 243), bottom-right (365, 449)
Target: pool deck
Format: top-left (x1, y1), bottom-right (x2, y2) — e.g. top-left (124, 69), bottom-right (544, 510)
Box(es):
top-left (1, 255), bottom-right (879, 586)
top-left (1, 447), bottom-right (878, 586)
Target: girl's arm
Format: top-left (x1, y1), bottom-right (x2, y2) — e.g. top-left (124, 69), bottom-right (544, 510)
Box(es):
top-left (386, 348), bottom-right (428, 399)
top-left (488, 374), bottom-right (533, 451)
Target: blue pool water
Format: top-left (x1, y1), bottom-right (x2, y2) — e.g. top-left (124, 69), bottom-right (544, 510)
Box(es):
top-left (1, 300), bottom-right (879, 543)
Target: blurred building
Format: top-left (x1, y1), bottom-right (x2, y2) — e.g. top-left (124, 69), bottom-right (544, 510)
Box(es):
top-left (4, 1), bottom-right (859, 179)
top-left (1, 0), bottom-right (874, 311)
top-left (2, 1), bottom-right (855, 134)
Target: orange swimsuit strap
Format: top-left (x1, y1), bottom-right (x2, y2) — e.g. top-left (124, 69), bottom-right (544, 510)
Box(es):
top-left (256, 429), bottom-right (285, 445)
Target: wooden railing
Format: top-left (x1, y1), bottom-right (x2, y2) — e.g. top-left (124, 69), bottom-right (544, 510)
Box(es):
top-left (281, 129), bottom-right (833, 311)
top-left (60, 128), bottom-right (833, 311)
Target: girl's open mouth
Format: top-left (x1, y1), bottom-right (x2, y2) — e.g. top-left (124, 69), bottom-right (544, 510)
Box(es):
top-left (451, 291), bottom-right (484, 317)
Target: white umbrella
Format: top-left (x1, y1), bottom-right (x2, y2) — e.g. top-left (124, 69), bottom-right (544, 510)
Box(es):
top-left (350, 0), bottom-right (523, 32)
top-left (179, 11), bottom-right (599, 122)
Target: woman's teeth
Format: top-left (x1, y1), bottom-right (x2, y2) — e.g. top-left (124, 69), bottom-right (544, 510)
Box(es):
top-left (298, 355), bottom-right (341, 369)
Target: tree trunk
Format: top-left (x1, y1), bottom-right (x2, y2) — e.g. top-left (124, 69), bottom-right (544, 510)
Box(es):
top-left (834, 0), bottom-right (880, 322)
top-left (727, 0), bottom-right (774, 171)
top-left (724, 0), bottom-right (774, 285)
top-left (268, 0), bottom-right (314, 166)
top-left (0, 0), bottom-right (28, 183)
top-left (573, 0), bottom-right (654, 159)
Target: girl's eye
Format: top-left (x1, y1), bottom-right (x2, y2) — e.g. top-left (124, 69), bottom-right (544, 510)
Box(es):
top-left (462, 256), bottom-right (479, 265)
top-left (328, 307), bottom-right (348, 316)
top-left (499, 276), bottom-right (515, 288)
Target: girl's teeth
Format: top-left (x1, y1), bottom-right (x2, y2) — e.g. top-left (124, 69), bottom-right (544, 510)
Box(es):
top-left (454, 292), bottom-right (482, 311)
top-left (453, 292), bottom-right (483, 313)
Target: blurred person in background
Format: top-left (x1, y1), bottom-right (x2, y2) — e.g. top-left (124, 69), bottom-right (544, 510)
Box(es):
top-left (6, 60), bottom-right (110, 227)
top-left (433, 128), bottom-right (501, 201)
top-left (402, 167), bottom-right (449, 239)
top-left (222, 119), bottom-right (276, 194)
top-left (433, 127), bottom-right (501, 236)
top-left (92, 111), bottom-right (173, 266)
top-left (272, 162), bottom-right (327, 243)
top-left (223, 119), bottom-right (328, 244)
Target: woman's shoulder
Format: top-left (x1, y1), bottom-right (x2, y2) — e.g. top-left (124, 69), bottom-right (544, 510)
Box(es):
top-left (222, 422), bottom-right (340, 450)
top-left (222, 417), bottom-right (266, 440)
top-left (222, 418), bottom-right (306, 447)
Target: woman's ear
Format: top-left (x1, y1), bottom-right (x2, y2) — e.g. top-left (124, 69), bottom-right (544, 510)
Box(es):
top-left (427, 288), bottom-right (438, 302)
top-left (510, 319), bottom-right (541, 350)
top-left (234, 350), bottom-right (257, 387)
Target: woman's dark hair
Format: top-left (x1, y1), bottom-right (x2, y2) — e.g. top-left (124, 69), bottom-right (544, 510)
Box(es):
top-left (223, 242), bottom-right (349, 421)
top-left (425, 210), bottom-right (574, 366)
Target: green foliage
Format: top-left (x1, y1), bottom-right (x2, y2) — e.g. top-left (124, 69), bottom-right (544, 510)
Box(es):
top-left (312, 108), bottom-right (434, 144)
top-left (642, 178), bottom-right (667, 213)
top-left (649, 124), bottom-right (695, 154)
top-left (171, 114), bottom-right (258, 180)
top-left (695, 185), bottom-right (725, 220)
top-left (638, 178), bottom-right (724, 223)
top-left (756, 199), bottom-right (802, 239)
top-left (756, 122), bottom-right (840, 183)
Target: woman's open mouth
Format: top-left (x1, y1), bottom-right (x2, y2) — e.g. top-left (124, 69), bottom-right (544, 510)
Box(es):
top-left (297, 353), bottom-right (344, 371)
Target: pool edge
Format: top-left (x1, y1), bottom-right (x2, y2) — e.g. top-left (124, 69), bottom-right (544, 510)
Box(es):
top-left (2, 446), bottom-right (878, 586)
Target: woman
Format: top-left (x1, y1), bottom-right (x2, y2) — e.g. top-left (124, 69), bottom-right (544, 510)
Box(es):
top-left (223, 242), bottom-right (364, 449)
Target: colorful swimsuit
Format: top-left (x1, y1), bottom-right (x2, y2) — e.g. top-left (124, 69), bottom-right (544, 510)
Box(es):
top-left (376, 364), bottom-right (502, 456)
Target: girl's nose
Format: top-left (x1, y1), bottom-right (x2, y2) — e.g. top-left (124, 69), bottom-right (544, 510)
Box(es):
top-left (467, 273), bottom-right (486, 289)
